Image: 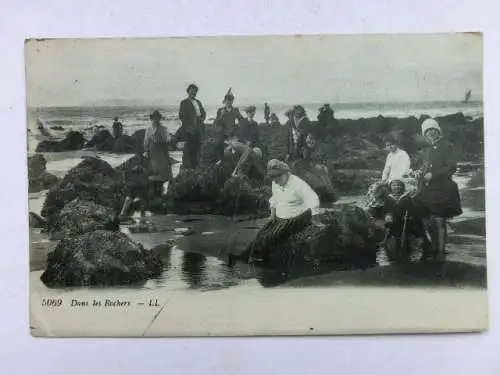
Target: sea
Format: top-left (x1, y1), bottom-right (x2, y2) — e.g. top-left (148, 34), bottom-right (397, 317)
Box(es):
top-left (27, 100), bottom-right (484, 152)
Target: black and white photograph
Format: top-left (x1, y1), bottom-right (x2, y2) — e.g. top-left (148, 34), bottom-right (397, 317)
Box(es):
top-left (26, 34), bottom-right (487, 336)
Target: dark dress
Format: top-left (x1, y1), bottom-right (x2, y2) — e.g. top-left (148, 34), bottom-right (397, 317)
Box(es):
top-left (418, 139), bottom-right (463, 219)
top-left (215, 107), bottom-right (244, 158)
top-left (178, 97), bottom-right (206, 170)
top-left (286, 117), bottom-right (311, 162)
top-left (235, 118), bottom-right (259, 148)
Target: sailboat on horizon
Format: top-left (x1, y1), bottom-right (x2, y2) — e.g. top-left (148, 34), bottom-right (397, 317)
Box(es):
top-left (462, 89), bottom-right (472, 104)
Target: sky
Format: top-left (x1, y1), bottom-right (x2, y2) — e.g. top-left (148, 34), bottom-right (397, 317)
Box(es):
top-left (24, 33), bottom-right (483, 107)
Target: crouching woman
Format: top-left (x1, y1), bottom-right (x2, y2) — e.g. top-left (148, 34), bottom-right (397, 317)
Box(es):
top-left (230, 159), bottom-right (323, 265)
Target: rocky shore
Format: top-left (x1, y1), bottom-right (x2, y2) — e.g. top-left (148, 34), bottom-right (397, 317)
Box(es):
top-left (28, 111), bottom-right (485, 287)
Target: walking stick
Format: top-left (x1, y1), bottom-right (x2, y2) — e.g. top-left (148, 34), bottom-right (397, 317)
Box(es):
top-left (400, 210), bottom-right (409, 261)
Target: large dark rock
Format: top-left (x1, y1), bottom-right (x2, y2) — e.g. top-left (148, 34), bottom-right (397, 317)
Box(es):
top-left (290, 160), bottom-right (338, 202)
top-left (214, 176), bottom-right (271, 217)
top-left (28, 154), bottom-right (59, 193)
top-left (28, 154), bottom-right (47, 176)
top-left (35, 131), bottom-right (86, 152)
top-left (248, 205), bottom-right (378, 270)
top-left (85, 129), bottom-right (115, 151)
top-left (40, 230), bottom-right (163, 287)
top-left (46, 198), bottom-right (119, 240)
top-left (41, 157), bottom-right (126, 218)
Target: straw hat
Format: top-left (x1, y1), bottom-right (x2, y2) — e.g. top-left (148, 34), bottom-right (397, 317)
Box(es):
top-left (266, 159), bottom-right (290, 178)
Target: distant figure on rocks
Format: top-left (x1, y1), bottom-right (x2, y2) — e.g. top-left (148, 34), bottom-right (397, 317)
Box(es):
top-left (269, 112), bottom-right (280, 126)
top-left (264, 103), bottom-right (271, 124)
top-left (285, 105), bottom-right (311, 163)
top-left (317, 104), bottom-right (339, 138)
top-left (36, 118), bottom-right (52, 138)
top-left (112, 117), bottom-right (124, 138)
top-left (417, 118), bottom-right (462, 262)
top-left (228, 159), bottom-right (323, 265)
top-left (215, 88), bottom-right (244, 160)
top-left (178, 83), bottom-right (206, 170)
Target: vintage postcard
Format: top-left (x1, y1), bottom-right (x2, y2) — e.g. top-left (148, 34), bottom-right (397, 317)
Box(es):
top-left (27, 34), bottom-right (487, 337)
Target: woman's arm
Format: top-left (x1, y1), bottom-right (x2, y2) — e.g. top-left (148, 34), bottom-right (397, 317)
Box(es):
top-left (381, 154), bottom-right (391, 182)
top-left (431, 142), bottom-right (458, 179)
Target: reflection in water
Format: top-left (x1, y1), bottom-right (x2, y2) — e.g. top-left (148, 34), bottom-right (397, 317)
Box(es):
top-left (181, 252), bottom-right (207, 288)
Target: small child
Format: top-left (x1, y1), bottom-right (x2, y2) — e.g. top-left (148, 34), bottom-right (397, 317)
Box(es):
top-left (369, 179), bottom-right (429, 261)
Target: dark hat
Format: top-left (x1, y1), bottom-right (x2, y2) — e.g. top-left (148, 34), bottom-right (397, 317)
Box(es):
top-left (244, 105), bottom-right (256, 113)
top-left (383, 134), bottom-right (400, 146)
top-left (113, 117), bottom-right (119, 121)
top-left (223, 88), bottom-right (234, 103)
top-left (292, 105), bottom-right (307, 117)
top-left (149, 110), bottom-right (164, 120)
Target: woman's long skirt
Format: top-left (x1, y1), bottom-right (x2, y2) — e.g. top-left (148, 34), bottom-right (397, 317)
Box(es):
top-left (246, 209), bottom-right (312, 261)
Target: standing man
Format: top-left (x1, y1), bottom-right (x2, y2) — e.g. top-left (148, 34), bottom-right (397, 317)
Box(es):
top-left (112, 117), bottom-right (124, 138)
top-left (178, 84), bottom-right (206, 170)
top-left (264, 102), bottom-right (271, 125)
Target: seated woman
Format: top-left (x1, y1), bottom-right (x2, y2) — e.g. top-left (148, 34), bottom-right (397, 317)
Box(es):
top-left (368, 179), bottom-right (430, 262)
top-left (228, 159), bottom-right (323, 265)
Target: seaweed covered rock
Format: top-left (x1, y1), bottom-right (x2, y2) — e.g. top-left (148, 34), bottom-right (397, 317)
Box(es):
top-left (28, 154), bottom-right (59, 193)
top-left (168, 165), bottom-right (228, 202)
top-left (40, 230), bottom-right (163, 287)
top-left (35, 131), bottom-right (86, 152)
top-left (256, 205), bottom-right (377, 269)
top-left (46, 198), bottom-right (119, 240)
top-left (85, 129), bottom-right (115, 151)
top-left (41, 157), bottom-right (126, 218)
top-left (29, 212), bottom-right (47, 229)
top-left (290, 160), bottom-right (338, 202)
top-left (28, 154), bottom-right (47, 176)
top-left (112, 134), bottom-right (139, 153)
top-left (215, 176), bottom-right (271, 217)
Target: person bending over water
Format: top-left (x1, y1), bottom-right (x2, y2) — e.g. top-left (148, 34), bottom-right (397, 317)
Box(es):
top-left (222, 105), bottom-right (264, 177)
top-left (229, 159), bottom-right (323, 265)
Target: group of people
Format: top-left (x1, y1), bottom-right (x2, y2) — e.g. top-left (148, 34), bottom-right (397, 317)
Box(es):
top-left (117, 83), bottom-right (462, 265)
top-left (363, 118), bottom-right (462, 262)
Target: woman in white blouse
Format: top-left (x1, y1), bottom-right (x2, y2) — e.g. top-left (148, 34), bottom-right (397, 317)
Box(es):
top-left (381, 136), bottom-right (411, 183)
top-left (229, 159), bottom-right (323, 265)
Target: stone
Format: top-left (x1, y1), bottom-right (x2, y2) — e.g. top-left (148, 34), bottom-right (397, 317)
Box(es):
top-left (41, 157), bottom-right (126, 218)
top-left (46, 198), bottom-right (119, 240)
top-left (35, 131), bottom-right (86, 152)
top-left (29, 212), bottom-right (47, 229)
top-left (40, 230), bottom-right (164, 287)
top-left (245, 205), bottom-right (378, 270)
top-left (214, 176), bottom-right (271, 217)
top-left (85, 129), bottom-right (115, 151)
top-left (28, 154), bottom-right (59, 193)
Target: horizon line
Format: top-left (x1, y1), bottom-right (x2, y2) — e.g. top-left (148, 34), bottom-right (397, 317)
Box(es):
top-left (29, 98), bottom-right (484, 109)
